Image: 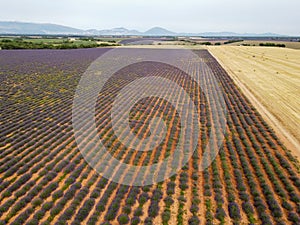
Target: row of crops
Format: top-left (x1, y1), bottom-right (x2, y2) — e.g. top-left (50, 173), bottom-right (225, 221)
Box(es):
top-left (0, 48), bottom-right (299, 225)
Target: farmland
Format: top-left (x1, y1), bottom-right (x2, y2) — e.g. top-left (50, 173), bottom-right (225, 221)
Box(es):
top-left (0, 47), bottom-right (300, 225)
top-left (0, 37), bottom-right (119, 49)
top-left (208, 46), bottom-right (300, 157)
top-left (225, 40), bottom-right (300, 50)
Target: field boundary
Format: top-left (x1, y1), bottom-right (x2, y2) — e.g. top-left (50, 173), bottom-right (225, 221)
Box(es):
top-left (209, 48), bottom-right (300, 159)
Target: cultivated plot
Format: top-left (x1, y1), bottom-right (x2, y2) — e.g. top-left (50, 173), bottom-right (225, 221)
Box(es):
top-left (209, 46), bottom-right (300, 157)
top-left (0, 48), bottom-right (299, 225)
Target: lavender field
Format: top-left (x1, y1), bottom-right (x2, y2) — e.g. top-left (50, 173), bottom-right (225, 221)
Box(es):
top-left (0, 48), bottom-right (299, 225)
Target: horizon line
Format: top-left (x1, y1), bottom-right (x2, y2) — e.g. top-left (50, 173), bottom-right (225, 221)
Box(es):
top-left (1, 20), bottom-right (299, 37)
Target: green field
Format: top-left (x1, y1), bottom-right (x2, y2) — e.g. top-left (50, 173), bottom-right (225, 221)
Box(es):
top-left (0, 37), bottom-right (120, 49)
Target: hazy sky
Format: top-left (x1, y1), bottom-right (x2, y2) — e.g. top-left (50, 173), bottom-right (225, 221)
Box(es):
top-left (1, 0), bottom-right (299, 35)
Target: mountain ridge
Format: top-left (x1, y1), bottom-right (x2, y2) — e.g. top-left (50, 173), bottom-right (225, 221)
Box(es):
top-left (0, 21), bottom-right (288, 37)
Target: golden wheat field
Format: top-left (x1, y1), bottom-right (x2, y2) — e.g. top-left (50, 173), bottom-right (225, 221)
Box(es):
top-left (208, 46), bottom-right (300, 158)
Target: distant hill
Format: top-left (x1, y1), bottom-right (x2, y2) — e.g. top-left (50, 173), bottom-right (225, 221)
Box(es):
top-left (144, 27), bottom-right (175, 36)
top-left (0, 21), bottom-right (287, 37)
top-left (0, 21), bottom-right (83, 35)
top-left (86, 27), bottom-right (142, 36)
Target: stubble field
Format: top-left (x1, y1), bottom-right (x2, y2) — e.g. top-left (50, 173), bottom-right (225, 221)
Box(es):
top-left (208, 46), bottom-right (300, 158)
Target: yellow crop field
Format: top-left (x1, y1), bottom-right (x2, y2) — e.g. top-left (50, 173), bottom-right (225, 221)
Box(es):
top-left (208, 46), bottom-right (300, 157)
